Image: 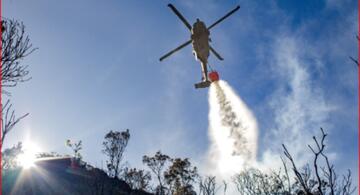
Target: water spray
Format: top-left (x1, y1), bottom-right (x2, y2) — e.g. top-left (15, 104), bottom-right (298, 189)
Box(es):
top-left (207, 80), bottom-right (258, 180)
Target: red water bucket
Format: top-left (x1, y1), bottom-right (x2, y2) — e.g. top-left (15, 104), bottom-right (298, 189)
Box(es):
top-left (209, 71), bottom-right (219, 82)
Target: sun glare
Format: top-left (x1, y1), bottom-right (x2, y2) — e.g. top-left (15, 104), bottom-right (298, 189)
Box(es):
top-left (17, 142), bottom-right (41, 169)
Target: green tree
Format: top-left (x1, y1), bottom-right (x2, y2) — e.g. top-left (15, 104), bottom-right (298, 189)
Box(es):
top-left (102, 129), bottom-right (130, 178)
top-left (66, 139), bottom-right (83, 160)
top-left (123, 167), bottom-right (151, 191)
top-left (164, 158), bottom-right (198, 195)
top-left (143, 151), bottom-right (171, 195)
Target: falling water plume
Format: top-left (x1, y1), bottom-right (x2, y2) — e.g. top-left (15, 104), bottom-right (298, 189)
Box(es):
top-left (207, 80), bottom-right (258, 180)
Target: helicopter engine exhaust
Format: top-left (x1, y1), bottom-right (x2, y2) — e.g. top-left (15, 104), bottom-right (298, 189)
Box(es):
top-left (206, 80), bottom-right (258, 180)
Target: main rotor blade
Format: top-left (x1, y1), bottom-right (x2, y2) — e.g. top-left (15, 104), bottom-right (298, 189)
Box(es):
top-left (210, 46), bottom-right (224, 61)
top-left (159, 40), bottom-right (192, 61)
top-left (168, 4), bottom-right (192, 30)
top-left (207, 5), bottom-right (240, 30)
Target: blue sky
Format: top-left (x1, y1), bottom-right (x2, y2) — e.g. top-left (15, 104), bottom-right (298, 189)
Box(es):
top-left (3, 0), bottom-right (358, 182)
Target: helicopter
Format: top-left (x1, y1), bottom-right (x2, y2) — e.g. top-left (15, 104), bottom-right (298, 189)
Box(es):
top-left (159, 4), bottom-right (240, 89)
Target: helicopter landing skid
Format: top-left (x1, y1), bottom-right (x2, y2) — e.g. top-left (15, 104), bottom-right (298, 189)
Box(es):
top-left (194, 80), bottom-right (211, 89)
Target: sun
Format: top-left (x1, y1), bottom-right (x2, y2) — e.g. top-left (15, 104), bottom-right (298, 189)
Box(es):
top-left (17, 141), bottom-right (41, 169)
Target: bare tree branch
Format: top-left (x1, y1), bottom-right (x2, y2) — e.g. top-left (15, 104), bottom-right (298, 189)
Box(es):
top-left (282, 128), bottom-right (356, 195)
top-left (349, 56), bottom-right (358, 67)
top-left (307, 129), bottom-right (326, 195)
top-left (282, 144), bottom-right (312, 194)
top-left (281, 156), bottom-right (291, 193)
top-left (233, 168), bottom-right (290, 195)
top-left (1, 99), bottom-right (29, 147)
top-left (349, 35), bottom-right (359, 67)
top-left (223, 180), bottom-right (227, 195)
top-left (0, 19), bottom-right (34, 148)
top-left (199, 176), bottom-right (220, 195)
top-left (1, 19), bottom-right (36, 90)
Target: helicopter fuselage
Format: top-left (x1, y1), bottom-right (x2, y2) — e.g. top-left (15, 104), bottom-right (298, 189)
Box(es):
top-left (191, 19), bottom-right (210, 81)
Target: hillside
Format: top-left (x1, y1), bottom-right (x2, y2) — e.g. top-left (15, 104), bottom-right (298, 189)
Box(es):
top-left (2, 157), bottom-right (153, 195)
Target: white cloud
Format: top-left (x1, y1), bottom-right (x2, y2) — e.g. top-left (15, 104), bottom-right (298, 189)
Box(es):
top-left (260, 35), bottom-right (334, 169)
top-left (325, 0), bottom-right (355, 10)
